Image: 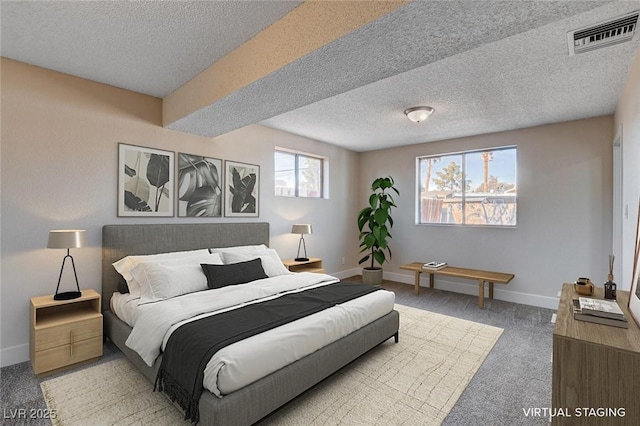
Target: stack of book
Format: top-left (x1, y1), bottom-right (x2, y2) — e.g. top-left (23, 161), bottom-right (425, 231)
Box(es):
top-left (572, 297), bottom-right (628, 328)
top-left (422, 261), bottom-right (447, 270)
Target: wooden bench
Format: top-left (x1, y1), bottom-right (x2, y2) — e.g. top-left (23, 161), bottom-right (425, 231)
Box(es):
top-left (399, 262), bottom-right (515, 308)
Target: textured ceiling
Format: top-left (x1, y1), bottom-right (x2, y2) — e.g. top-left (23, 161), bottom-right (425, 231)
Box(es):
top-left (2, 1), bottom-right (639, 152)
top-left (262, 1), bottom-right (640, 151)
top-left (0, 0), bottom-right (302, 97)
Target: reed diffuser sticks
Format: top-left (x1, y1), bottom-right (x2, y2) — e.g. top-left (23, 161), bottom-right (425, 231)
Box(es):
top-left (608, 254), bottom-right (615, 282)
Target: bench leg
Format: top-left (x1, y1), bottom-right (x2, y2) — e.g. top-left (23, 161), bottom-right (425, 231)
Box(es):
top-left (489, 282), bottom-right (494, 299)
top-left (414, 271), bottom-right (420, 295)
top-left (429, 273), bottom-right (434, 288)
top-left (478, 280), bottom-right (485, 309)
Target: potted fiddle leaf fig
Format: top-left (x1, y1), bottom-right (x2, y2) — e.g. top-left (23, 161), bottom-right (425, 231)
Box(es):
top-left (357, 176), bottom-right (399, 286)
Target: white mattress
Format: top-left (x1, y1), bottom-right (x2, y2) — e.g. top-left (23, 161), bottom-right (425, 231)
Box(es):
top-left (114, 273), bottom-right (395, 397)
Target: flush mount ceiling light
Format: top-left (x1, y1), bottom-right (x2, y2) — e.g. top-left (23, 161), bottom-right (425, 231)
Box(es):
top-left (404, 106), bottom-right (434, 123)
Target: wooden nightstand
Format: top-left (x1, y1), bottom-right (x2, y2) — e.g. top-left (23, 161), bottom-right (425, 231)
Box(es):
top-left (282, 258), bottom-right (326, 274)
top-left (30, 289), bottom-right (103, 375)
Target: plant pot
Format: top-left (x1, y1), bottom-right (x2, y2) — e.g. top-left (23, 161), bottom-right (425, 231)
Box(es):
top-left (362, 267), bottom-right (383, 287)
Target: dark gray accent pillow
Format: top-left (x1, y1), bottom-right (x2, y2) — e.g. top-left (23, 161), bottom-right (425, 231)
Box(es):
top-left (201, 258), bottom-right (268, 289)
top-left (117, 279), bottom-right (130, 294)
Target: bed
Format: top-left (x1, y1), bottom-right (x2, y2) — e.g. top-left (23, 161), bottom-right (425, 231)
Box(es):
top-left (102, 222), bottom-right (400, 425)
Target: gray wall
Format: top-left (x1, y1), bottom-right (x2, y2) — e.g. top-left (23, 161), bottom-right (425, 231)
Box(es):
top-left (358, 116), bottom-right (614, 308)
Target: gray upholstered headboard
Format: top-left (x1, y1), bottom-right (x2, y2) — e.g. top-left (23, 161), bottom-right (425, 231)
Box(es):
top-left (101, 222), bottom-right (269, 312)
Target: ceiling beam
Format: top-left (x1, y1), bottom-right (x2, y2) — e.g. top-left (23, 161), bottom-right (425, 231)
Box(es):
top-left (162, 0), bottom-right (409, 128)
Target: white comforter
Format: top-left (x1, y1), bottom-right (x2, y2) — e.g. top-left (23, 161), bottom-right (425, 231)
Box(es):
top-left (124, 273), bottom-right (395, 397)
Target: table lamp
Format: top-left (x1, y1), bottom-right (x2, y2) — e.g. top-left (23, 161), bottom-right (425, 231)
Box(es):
top-left (47, 229), bottom-right (86, 300)
top-left (291, 224), bottom-right (312, 262)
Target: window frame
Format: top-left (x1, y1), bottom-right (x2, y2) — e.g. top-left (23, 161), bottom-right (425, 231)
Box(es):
top-left (274, 148), bottom-right (326, 199)
top-left (416, 145), bottom-right (517, 227)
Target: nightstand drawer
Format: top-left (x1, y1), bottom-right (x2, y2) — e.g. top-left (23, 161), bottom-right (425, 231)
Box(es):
top-left (33, 336), bottom-right (103, 374)
top-left (34, 316), bottom-right (102, 351)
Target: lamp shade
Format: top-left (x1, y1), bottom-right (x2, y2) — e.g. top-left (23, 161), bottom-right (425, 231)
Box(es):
top-left (404, 106), bottom-right (434, 123)
top-left (47, 230), bottom-right (86, 249)
top-left (291, 224), bottom-right (312, 235)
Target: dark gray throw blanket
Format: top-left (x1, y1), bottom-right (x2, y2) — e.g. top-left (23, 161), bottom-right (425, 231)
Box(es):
top-left (155, 281), bottom-right (381, 423)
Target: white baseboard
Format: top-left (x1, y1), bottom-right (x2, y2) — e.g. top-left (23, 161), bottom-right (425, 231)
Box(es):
top-left (383, 270), bottom-right (560, 310)
top-left (1, 343), bottom-right (30, 368)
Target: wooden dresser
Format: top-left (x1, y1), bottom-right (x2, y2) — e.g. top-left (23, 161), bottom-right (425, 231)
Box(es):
top-left (552, 284), bottom-right (640, 425)
top-left (30, 289), bottom-right (103, 375)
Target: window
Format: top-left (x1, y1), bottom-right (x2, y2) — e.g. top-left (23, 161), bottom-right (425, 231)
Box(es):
top-left (275, 149), bottom-right (324, 198)
top-left (417, 146), bottom-right (517, 226)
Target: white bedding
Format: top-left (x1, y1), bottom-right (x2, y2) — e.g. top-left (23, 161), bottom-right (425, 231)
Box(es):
top-left (110, 292), bottom-right (140, 327)
top-left (120, 273), bottom-right (395, 397)
top-left (205, 288), bottom-right (394, 397)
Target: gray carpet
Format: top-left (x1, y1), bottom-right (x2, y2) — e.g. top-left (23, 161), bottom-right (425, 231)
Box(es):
top-left (0, 279), bottom-right (554, 425)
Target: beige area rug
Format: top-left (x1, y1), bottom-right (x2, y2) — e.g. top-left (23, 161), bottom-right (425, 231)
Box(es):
top-left (41, 358), bottom-right (188, 426)
top-left (41, 304), bottom-right (502, 426)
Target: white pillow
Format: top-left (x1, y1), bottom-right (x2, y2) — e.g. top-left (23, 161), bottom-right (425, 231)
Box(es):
top-left (132, 253), bottom-right (224, 304)
top-left (257, 254), bottom-right (293, 278)
top-left (222, 249), bottom-right (291, 278)
top-left (209, 245), bottom-right (268, 263)
top-left (132, 263), bottom-right (204, 305)
top-left (112, 249), bottom-right (210, 297)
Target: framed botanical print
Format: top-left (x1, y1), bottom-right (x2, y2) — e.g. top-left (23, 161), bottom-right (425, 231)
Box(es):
top-left (177, 153), bottom-right (223, 217)
top-left (628, 199), bottom-right (640, 327)
top-left (118, 143), bottom-right (174, 217)
top-left (224, 160), bottom-right (259, 217)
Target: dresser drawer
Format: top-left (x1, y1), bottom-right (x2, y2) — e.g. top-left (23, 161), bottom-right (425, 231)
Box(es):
top-left (33, 336), bottom-right (103, 374)
top-left (34, 316), bottom-right (102, 351)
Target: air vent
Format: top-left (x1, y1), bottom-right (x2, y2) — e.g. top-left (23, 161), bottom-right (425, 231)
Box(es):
top-left (568, 11), bottom-right (639, 56)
